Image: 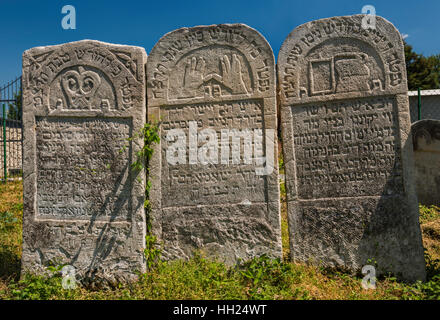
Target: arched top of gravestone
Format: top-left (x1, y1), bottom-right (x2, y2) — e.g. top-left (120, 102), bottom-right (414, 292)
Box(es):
top-left (412, 119), bottom-right (440, 151)
top-left (277, 15), bottom-right (407, 105)
top-left (22, 39), bottom-right (147, 118)
top-left (147, 23), bottom-right (275, 106)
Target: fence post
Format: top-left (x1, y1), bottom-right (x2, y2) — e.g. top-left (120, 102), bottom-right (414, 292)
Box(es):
top-left (417, 87), bottom-right (422, 121)
top-left (2, 103), bottom-right (6, 182)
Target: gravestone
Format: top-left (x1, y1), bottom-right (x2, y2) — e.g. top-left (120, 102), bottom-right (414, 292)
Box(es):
top-left (147, 24), bottom-right (281, 263)
top-left (412, 119), bottom-right (440, 206)
top-left (21, 40), bottom-right (147, 286)
top-left (278, 15), bottom-right (426, 281)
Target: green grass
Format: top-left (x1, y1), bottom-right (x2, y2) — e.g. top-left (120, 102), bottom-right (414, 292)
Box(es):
top-left (280, 181), bottom-right (290, 261)
top-left (0, 181), bottom-right (22, 283)
top-left (1, 180), bottom-right (440, 300)
top-left (420, 204), bottom-right (440, 224)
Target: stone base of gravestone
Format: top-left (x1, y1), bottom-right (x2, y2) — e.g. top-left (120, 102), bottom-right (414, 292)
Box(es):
top-left (412, 119), bottom-right (440, 207)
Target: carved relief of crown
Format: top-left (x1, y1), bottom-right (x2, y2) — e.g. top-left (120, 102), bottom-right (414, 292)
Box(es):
top-left (61, 66), bottom-right (101, 109)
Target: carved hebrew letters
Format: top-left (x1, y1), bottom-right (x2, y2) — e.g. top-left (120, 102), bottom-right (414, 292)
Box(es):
top-left (36, 117), bottom-right (132, 220)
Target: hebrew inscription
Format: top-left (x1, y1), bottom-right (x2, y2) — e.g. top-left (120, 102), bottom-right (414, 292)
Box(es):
top-left (278, 15), bottom-right (426, 282)
top-left (36, 117), bottom-right (132, 220)
top-left (147, 24), bottom-right (281, 264)
top-left (161, 99), bottom-right (265, 207)
top-left (21, 40), bottom-right (147, 285)
top-left (293, 97), bottom-right (403, 198)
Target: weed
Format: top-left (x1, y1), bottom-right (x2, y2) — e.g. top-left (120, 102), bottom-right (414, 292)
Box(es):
top-left (420, 204), bottom-right (440, 224)
top-left (7, 265), bottom-right (76, 300)
top-left (0, 211), bottom-right (18, 231)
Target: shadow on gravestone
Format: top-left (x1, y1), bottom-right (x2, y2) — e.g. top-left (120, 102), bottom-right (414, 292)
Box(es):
top-left (21, 40), bottom-right (147, 287)
top-left (278, 15), bottom-right (426, 282)
top-left (147, 24), bottom-right (282, 264)
top-left (412, 119), bottom-right (440, 207)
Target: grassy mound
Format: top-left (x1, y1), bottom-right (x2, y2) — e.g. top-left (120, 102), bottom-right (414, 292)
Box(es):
top-left (1, 180), bottom-right (439, 300)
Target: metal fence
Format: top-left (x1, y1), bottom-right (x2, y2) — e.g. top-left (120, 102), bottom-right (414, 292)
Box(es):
top-left (409, 89), bottom-right (440, 123)
top-left (0, 76), bottom-right (22, 182)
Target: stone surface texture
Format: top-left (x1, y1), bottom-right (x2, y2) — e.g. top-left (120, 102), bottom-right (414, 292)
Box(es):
top-left (21, 40), bottom-right (147, 286)
top-left (412, 119), bottom-right (440, 206)
top-left (147, 24), bottom-right (282, 264)
top-left (278, 15), bottom-right (426, 281)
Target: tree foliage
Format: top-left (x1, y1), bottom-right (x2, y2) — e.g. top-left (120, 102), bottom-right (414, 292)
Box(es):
top-left (6, 91), bottom-right (22, 121)
top-left (405, 42), bottom-right (440, 90)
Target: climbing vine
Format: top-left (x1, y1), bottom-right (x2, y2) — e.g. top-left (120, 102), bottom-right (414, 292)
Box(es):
top-left (128, 120), bottom-right (162, 269)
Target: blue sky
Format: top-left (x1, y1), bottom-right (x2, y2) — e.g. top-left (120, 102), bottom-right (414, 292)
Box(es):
top-left (0, 0), bottom-right (439, 85)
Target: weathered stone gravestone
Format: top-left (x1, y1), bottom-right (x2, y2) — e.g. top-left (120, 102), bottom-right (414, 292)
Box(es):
top-left (278, 15), bottom-right (426, 281)
top-left (147, 24), bottom-right (281, 263)
top-left (412, 119), bottom-right (440, 206)
top-left (21, 40), bottom-right (147, 286)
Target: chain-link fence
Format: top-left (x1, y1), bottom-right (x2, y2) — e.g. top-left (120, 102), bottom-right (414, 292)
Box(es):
top-left (409, 90), bottom-right (440, 122)
top-left (0, 76), bottom-right (22, 182)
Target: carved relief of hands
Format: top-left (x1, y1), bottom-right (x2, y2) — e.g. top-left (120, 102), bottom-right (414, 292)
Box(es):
top-left (220, 54), bottom-right (247, 94)
top-left (182, 57), bottom-right (206, 96)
